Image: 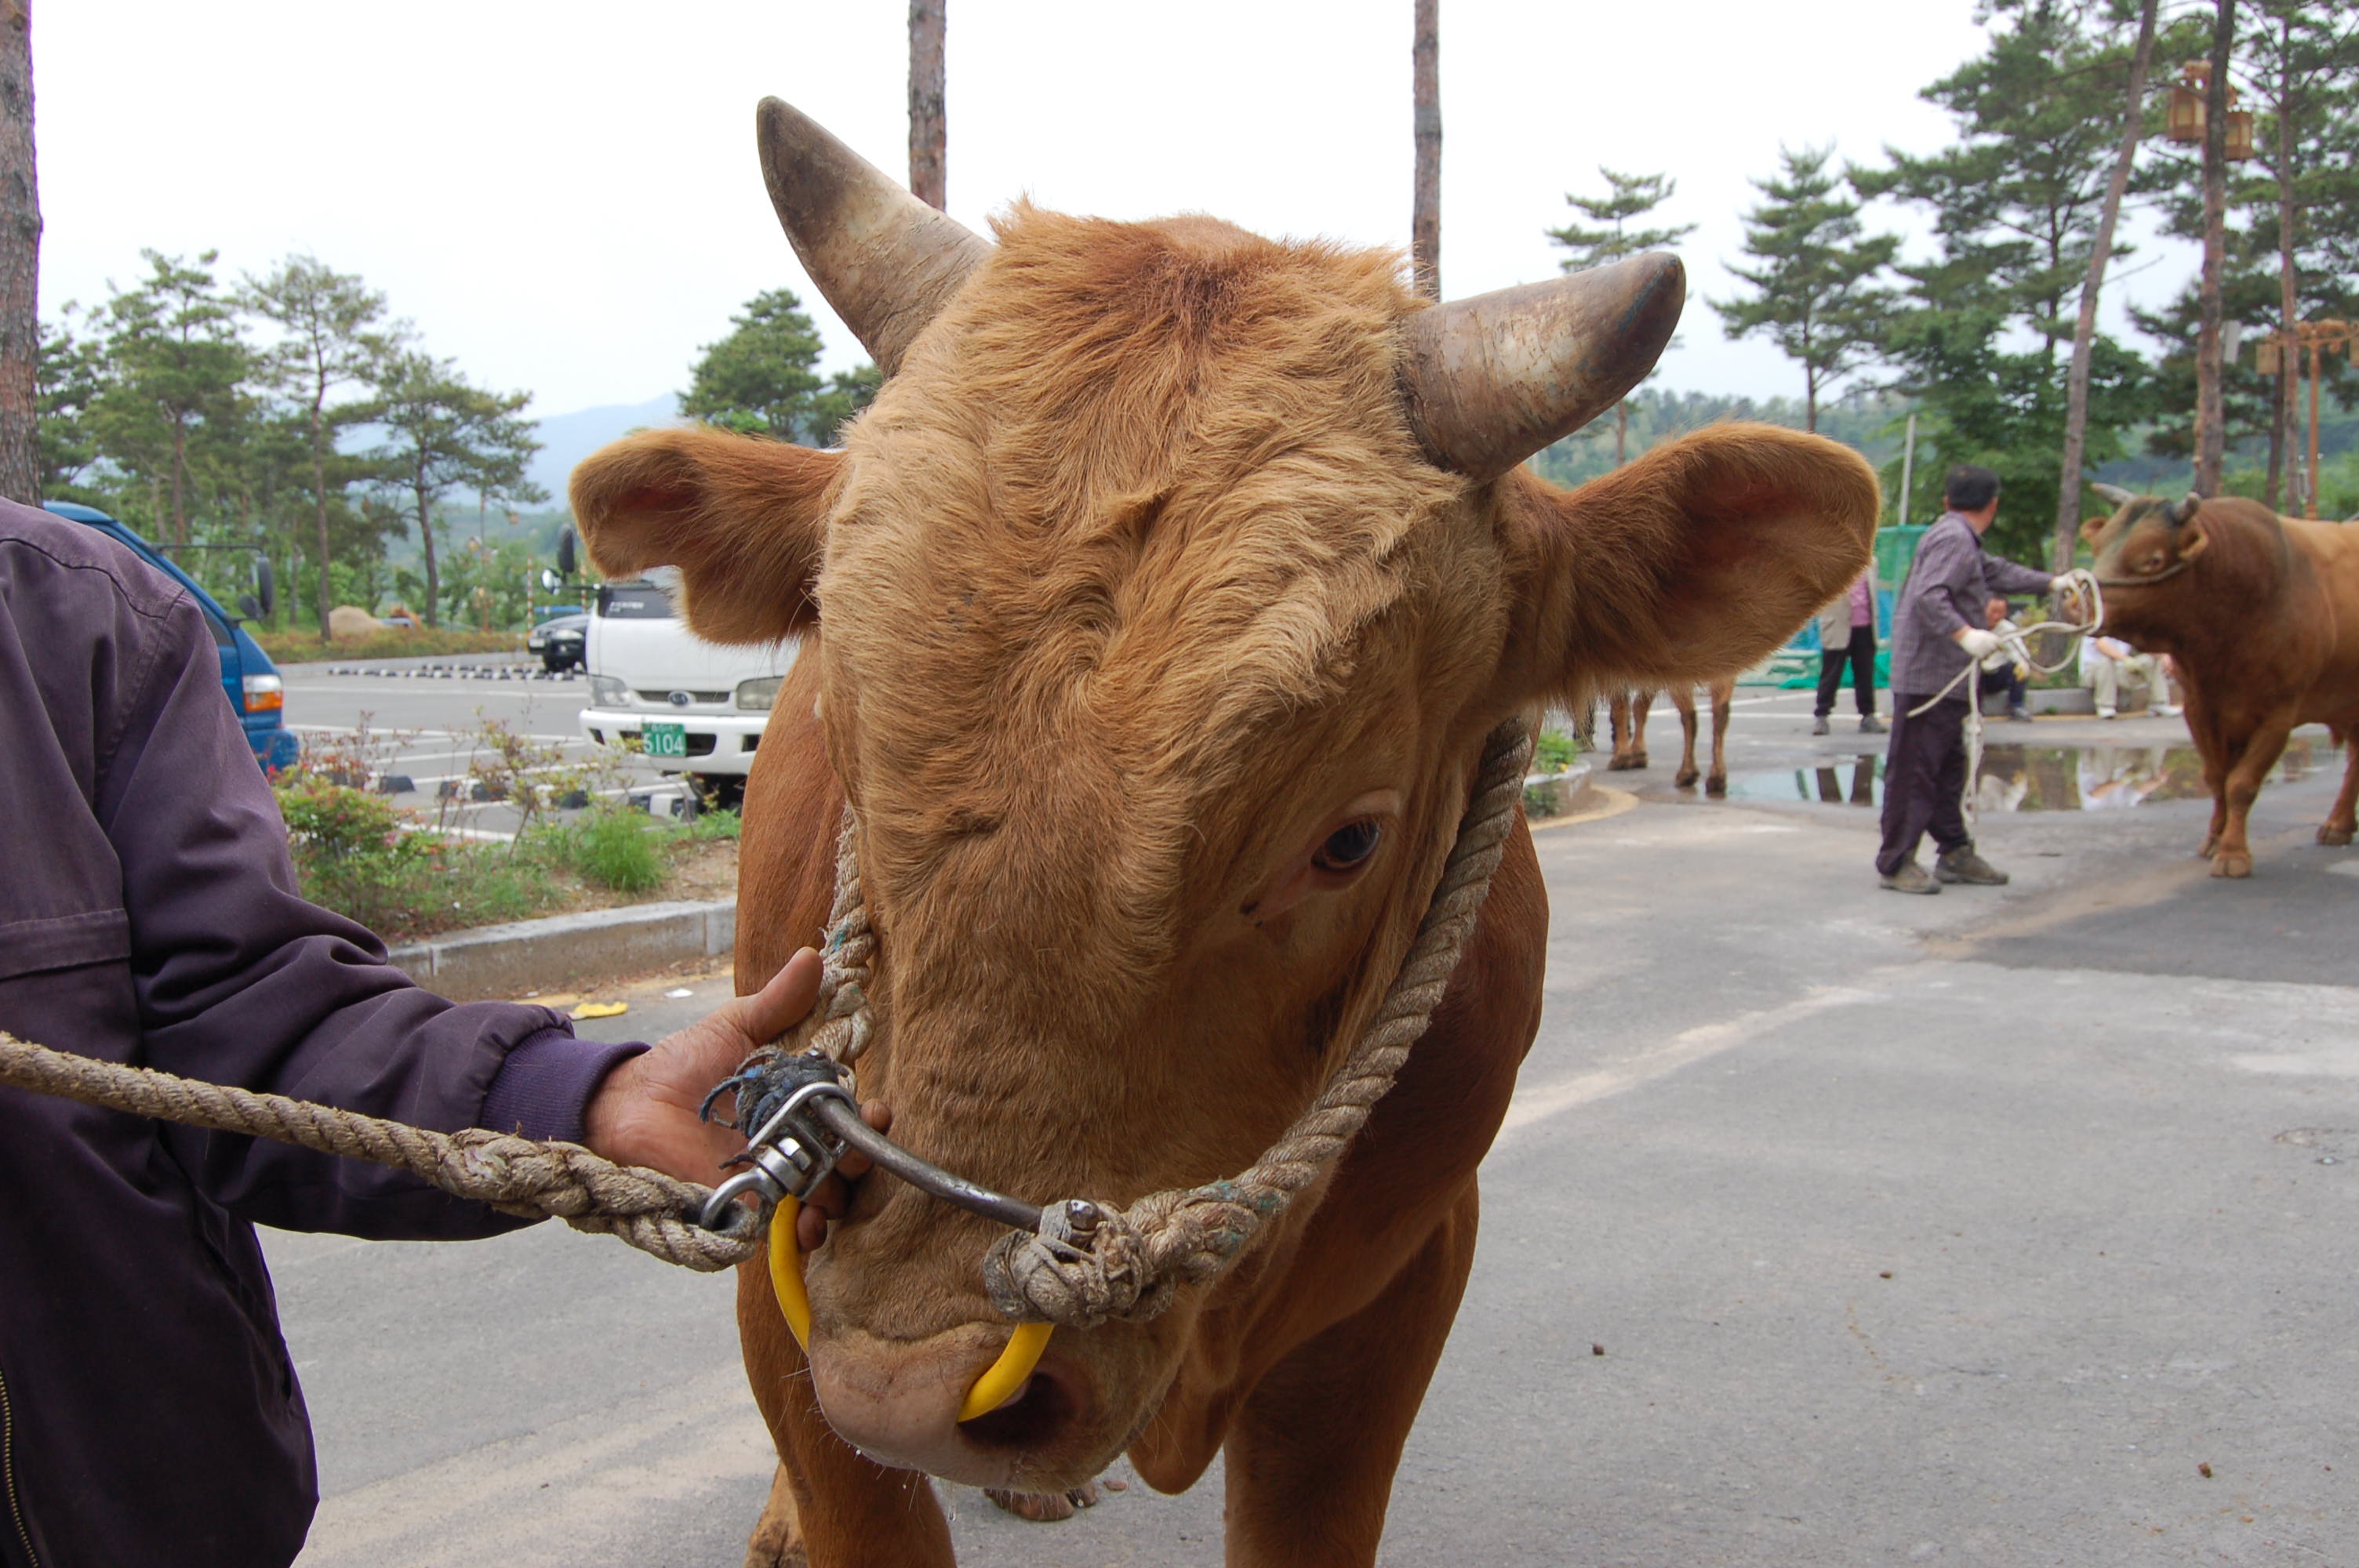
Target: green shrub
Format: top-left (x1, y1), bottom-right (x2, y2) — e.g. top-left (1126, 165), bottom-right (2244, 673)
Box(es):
top-left (1533, 728), bottom-right (1582, 772)
top-left (564, 806), bottom-right (666, 893)
top-left (275, 774), bottom-right (554, 939)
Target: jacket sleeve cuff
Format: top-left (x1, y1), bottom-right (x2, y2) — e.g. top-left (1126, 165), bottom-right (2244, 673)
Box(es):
top-left (478, 1027), bottom-right (649, 1145)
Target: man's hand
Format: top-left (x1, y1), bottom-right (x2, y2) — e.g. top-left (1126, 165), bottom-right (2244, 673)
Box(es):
top-left (583, 950), bottom-right (823, 1183)
top-left (1957, 627), bottom-right (2004, 661)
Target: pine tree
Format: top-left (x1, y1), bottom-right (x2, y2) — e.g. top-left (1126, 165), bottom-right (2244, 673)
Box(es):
top-left (1547, 169), bottom-right (1693, 463)
top-left (1711, 145), bottom-right (1897, 433)
top-left (243, 256), bottom-right (404, 638)
top-left (367, 353), bottom-right (544, 628)
top-left (682, 289), bottom-right (879, 447)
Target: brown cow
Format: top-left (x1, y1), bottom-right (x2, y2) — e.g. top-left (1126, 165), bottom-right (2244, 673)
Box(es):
top-left (573, 100), bottom-right (1876, 1567)
top-left (1600, 679), bottom-right (1738, 793)
top-left (2085, 485), bottom-right (2359, 877)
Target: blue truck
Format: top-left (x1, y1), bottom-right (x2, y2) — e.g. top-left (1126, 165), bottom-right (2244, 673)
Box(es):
top-left (45, 501), bottom-right (303, 773)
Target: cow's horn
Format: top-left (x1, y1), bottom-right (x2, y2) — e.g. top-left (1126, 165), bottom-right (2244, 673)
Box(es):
top-left (2089, 481), bottom-right (2137, 507)
top-left (1400, 252), bottom-right (1685, 482)
top-left (755, 96), bottom-right (990, 377)
top-left (2168, 492), bottom-right (2202, 524)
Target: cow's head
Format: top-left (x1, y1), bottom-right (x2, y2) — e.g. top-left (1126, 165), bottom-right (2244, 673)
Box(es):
top-left (2085, 484), bottom-right (2210, 581)
top-left (576, 100), bottom-right (1876, 1492)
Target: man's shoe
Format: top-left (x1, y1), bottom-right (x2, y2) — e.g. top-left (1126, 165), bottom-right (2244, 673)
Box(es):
top-left (2157, 703), bottom-right (2183, 717)
top-left (1859, 714), bottom-right (1885, 734)
top-left (1812, 715), bottom-right (1831, 735)
top-left (1880, 860), bottom-right (1940, 895)
top-left (1934, 848), bottom-right (2010, 886)
top-left (2007, 705), bottom-right (2032, 723)
top-left (2096, 706), bottom-right (2117, 720)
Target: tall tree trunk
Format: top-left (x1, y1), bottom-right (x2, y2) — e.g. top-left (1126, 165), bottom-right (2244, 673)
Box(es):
top-left (1613, 400), bottom-right (1626, 466)
top-left (1805, 364), bottom-right (1819, 434)
top-left (2054, 0), bottom-right (2158, 572)
top-left (416, 481), bottom-right (440, 630)
top-left (2194, 0), bottom-right (2237, 495)
top-left (311, 390), bottom-right (333, 641)
top-left (907, 0), bottom-right (946, 209)
top-left (0, 1), bottom-right (37, 504)
top-left (1410, 0), bottom-right (1440, 301)
top-left (169, 417), bottom-right (187, 546)
top-left (2270, 9), bottom-right (2300, 517)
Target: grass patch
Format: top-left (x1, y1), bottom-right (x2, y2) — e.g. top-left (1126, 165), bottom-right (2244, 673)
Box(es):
top-left (254, 626), bottom-right (526, 664)
top-left (555, 806), bottom-right (667, 893)
top-left (275, 762), bottom-right (742, 941)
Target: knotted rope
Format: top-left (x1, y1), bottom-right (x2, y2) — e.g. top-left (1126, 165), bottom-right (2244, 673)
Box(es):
top-left (0, 1031), bottom-right (759, 1272)
top-left (765, 717), bottom-right (1534, 1330)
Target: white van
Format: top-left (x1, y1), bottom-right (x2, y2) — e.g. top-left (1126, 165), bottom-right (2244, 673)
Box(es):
top-left (577, 576), bottom-right (795, 800)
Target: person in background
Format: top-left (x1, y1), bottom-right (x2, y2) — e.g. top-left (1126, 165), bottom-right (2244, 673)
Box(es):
top-left (1875, 465), bottom-right (2076, 895)
top-left (2078, 632), bottom-right (2182, 719)
top-left (1983, 596), bottom-right (2033, 722)
top-left (1812, 564), bottom-right (1883, 736)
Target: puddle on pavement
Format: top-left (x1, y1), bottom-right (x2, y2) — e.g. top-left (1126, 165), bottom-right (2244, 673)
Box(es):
top-left (1725, 739), bottom-right (2324, 813)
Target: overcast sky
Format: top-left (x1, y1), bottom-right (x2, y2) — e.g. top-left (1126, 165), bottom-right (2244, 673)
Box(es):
top-left (36, 2), bottom-right (2194, 422)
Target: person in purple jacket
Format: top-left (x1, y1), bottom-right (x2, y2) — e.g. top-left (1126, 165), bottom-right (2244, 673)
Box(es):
top-left (1875, 466), bottom-right (2074, 895)
top-left (0, 503), bottom-right (838, 1567)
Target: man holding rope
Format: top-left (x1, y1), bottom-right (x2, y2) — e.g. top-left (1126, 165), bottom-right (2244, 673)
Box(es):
top-left (0, 503), bottom-right (852, 1568)
top-left (1875, 466), bottom-right (2075, 895)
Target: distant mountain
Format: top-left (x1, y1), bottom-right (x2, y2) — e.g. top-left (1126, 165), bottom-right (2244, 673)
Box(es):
top-left (528, 394), bottom-right (685, 506)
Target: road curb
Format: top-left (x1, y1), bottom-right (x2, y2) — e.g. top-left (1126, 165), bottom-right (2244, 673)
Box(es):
top-left (388, 898), bottom-right (736, 1002)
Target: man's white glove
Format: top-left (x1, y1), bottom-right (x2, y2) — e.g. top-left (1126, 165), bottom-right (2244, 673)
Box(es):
top-left (1957, 627), bottom-right (2004, 661)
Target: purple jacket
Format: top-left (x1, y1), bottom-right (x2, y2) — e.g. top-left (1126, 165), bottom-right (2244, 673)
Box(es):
top-left (0, 505), bottom-right (642, 1567)
top-left (1888, 510), bottom-right (2054, 699)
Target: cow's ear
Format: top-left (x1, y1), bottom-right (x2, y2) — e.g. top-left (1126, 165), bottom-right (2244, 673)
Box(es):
top-left (2081, 514), bottom-right (2111, 543)
top-left (1497, 423), bottom-right (1879, 702)
top-left (2177, 517), bottom-right (2210, 563)
top-left (570, 427), bottom-right (840, 644)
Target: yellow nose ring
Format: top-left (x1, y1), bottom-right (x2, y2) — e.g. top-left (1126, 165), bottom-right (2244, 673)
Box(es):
top-left (769, 1199), bottom-right (1056, 1423)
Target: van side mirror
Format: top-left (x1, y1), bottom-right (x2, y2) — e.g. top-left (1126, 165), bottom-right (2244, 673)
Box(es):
top-left (252, 557), bottom-right (276, 621)
top-left (541, 568), bottom-right (562, 592)
top-left (238, 593), bottom-right (265, 621)
top-left (557, 527), bottom-right (579, 579)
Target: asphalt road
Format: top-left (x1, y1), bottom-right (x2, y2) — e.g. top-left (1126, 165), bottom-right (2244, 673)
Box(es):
top-left (277, 693), bottom-right (2359, 1566)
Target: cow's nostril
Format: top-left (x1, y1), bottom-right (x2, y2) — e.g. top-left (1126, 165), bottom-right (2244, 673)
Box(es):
top-left (957, 1363), bottom-right (1078, 1450)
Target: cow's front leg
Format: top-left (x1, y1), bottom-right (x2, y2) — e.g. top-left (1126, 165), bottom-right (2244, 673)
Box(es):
top-left (2190, 713), bottom-right (2230, 858)
top-left (1219, 1188), bottom-right (1480, 1568)
top-left (2318, 728), bottom-right (2357, 847)
top-left (2213, 711), bottom-right (2297, 878)
top-left (737, 1265), bottom-right (957, 1568)
top-left (1707, 678), bottom-right (1732, 796)
top-left (1673, 684), bottom-right (1701, 789)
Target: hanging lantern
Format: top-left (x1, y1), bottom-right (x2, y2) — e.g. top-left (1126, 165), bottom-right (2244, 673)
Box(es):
top-left (2257, 339), bottom-right (2281, 377)
top-left (2167, 63), bottom-right (2207, 144)
top-left (2225, 108), bottom-right (2255, 161)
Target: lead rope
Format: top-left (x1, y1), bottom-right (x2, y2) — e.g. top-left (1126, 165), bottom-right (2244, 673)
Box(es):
top-left (1905, 569), bottom-right (2106, 833)
top-left (0, 1031), bottom-right (759, 1270)
top-left (773, 717), bottom-right (1534, 1329)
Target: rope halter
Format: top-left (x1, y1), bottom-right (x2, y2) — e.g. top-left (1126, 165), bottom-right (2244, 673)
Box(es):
top-left (706, 717), bottom-right (1535, 1361)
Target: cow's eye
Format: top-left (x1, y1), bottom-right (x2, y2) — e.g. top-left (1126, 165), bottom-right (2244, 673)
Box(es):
top-left (1312, 818), bottom-right (1383, 874)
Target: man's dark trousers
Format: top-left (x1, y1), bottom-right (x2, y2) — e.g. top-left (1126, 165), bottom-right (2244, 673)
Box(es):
top-left (1816, 626), bottom-right (1877, 718)
top-left (1877, 694), bottom-right (1972, 875)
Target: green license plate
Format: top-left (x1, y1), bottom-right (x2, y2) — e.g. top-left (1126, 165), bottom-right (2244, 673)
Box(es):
top-left (642, 721), bottom-right (687, 759)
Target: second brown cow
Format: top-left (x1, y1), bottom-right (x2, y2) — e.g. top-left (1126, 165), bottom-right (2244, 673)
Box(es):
top-left (2085, 485), bottom-right (2359, 876)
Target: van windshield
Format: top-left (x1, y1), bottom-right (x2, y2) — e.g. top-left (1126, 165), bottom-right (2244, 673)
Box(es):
top-left (598, 583), bottom-right (678, 620)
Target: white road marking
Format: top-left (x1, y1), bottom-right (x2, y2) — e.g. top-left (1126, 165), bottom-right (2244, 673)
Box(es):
top-left (1499, 984), bottom-right (1877, 1134)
